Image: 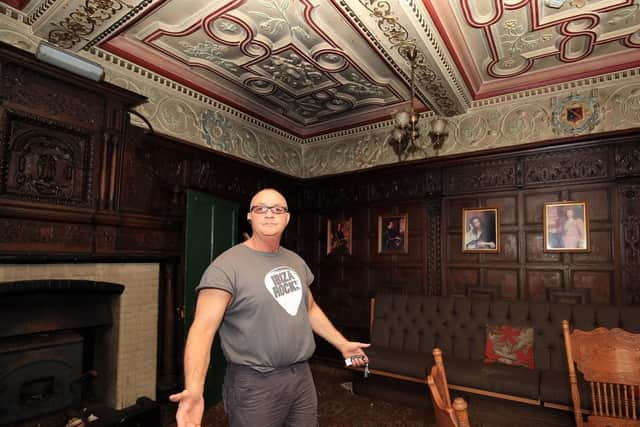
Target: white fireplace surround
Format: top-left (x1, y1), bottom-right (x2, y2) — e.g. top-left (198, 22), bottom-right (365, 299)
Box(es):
top-left (0, 263), bottom-right (159, 409)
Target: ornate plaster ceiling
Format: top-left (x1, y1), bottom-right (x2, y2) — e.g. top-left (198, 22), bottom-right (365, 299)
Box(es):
top-left (2, 0), bottom-right (639, 140)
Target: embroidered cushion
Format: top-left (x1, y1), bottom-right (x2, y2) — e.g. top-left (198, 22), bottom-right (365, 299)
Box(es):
top-left (484, 325), bottom-right (534, 369)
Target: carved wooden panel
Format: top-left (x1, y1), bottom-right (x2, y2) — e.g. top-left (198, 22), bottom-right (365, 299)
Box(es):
top-left (467, 286), bottom-right (501, 300)
top-left (485, 232), bottom-right (518, 262)
top-left (369, 172), bottom-right (425, 202)
top-left (394, 266), bottom-right (423, 293)
top-left (524, 192), bottom-right (562, 224)
top-left (445, 197), bottom-right (479, 229)
top-left (572, 270), bottom-right (612, 304)
top-left (525, 231), bottom-right (561, 263)
top-left (446, 234), bottom-right (474, 263)
top-left (95, 225), bottom-right (117, 253)
top-left (0, 218), bottom-right (93, 252)
top-left (615, 144), bottom-right (640, 178)
top-left (115, 228), bottom-right (181, 253)
top-left (2, 113), bottom-right (96, 207)
top-left (523, 146), bottom-right (609, 186)
top-left (369, 265), bottom-right (395, 294)
top-left (569, 187), bottom-right (611, 222)
top-left (317, 264), bottom-right (342, 289)
top-left (485, 195), bottom-right (518, 225)
top-left (620, 183), bottom-right (640, 304)
top-left (343, 266), bottom-right (368, 297)
top-left (572, 230), bottom-right (612, 264)
top-left (447, 268), bottom-right (480, 296)
top-left (546, 288), bottom-right (591, 304)
top-left (486, 268), bottom-right (519, 300)
top-left (526, 269), bottom-right (563, 301)
top-left (426, 198), bottom-right (442, 296)
top-left (2, 63), bottom-right (102, 128)
top-left (445, 159), bottom-right (517, 194)
top-left (118, 137), bottom-right (185, 214)
top-left (189, 157), bottom-right (266, 203)
top-left (404, 236), bottom-right (424, 263)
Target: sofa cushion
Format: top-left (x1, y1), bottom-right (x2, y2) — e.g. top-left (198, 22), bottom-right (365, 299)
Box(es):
top-left (540, 370), bottom-right (592, 409)
top-left (485, 325), bottom-right (535, 369)
top-left (443, 358), bottom-right (540, 401)
top-left (366, 345), bottom-right (429, 380)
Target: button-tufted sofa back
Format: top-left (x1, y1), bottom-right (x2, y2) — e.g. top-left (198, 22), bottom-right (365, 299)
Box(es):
top-left (371, 294), bottom-right (640, 371)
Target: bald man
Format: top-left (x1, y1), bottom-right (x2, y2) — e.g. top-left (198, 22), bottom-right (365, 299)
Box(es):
top-left (170, 189), bottom-right (369, 427)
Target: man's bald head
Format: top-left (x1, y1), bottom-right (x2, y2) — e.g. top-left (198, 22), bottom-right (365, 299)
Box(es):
top-left (249, 188), bottom-right (288, 211)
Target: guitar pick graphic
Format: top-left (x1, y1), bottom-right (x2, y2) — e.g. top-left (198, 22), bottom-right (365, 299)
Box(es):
top-left (265, 266), bottom-right (302, 316)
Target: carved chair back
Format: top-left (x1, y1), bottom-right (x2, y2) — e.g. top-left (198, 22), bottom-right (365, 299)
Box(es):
top-left (427, 348), bottom-right (471, 427)
top-left (562, 320), bottom-right (640, 427)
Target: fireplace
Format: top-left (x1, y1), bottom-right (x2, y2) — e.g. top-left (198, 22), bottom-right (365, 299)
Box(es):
top-left (0, 263), bottom-right (160, 425)
top-left (0, 279), bottom-right (123, 425)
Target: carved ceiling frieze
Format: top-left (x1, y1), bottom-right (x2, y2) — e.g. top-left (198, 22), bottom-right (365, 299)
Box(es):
top-left (427, 0), bottom-right (640, 98)
top-left (102, 0), bottom-right (411, 136)
top-left (1, 1), bottom-right (639, 178)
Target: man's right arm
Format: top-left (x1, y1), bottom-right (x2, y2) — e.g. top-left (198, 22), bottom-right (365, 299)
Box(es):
top-left (170, 288), bottom-right (231, 426)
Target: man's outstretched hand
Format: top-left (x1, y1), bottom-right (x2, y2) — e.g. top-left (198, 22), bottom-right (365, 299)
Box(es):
top-left (169, 389), bottom-right (205, 427)
top-left (340, 341), bottom-right (370, 367)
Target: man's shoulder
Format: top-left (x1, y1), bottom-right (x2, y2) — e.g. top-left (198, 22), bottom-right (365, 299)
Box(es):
top-left (212, 243), bottom-right (248, 266)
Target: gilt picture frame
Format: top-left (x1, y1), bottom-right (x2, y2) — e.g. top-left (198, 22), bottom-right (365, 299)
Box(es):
top-left (462, 208), bottom-right (500, 253)
top-left (327, 218), bottom-right (352, 255)
top-left (377, 214), bottom-right (408, 254)
top-left (543, 201), bottom-right (590, 252)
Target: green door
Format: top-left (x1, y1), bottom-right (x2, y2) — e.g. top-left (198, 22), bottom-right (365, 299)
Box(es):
top-left (184, 189), bottom-right (240, 405)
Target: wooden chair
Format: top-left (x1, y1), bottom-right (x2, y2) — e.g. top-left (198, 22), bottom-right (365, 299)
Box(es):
top-left (562, 320), bottom-right (640, 427)
top-left (427, 348), bottom-right (471, 427)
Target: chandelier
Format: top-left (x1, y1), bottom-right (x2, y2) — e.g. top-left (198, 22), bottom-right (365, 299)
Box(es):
top-left (389, 46), bottom-right (449, 161)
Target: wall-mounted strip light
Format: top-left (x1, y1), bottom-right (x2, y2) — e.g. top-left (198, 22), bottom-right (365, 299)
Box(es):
top-left (35, 42), bottom-right (105, 82)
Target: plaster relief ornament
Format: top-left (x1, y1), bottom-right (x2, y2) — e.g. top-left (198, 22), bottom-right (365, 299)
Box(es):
top-left (545, 0), bottom-right (566, 7)
top-left (551, 94), bottom-right (601, 136)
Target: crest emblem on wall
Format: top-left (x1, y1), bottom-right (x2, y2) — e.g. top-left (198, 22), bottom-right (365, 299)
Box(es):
top-left (551, 94), bottom-right (601, 136)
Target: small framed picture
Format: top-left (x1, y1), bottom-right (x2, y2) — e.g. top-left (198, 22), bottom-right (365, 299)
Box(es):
top-left (378, 214), bottom-right (408, 254)
top-left (327, 218), bottom-right (352, 255)
top-left (462, 208), bottom-right (500, 253)
top-left (543, 201), bottom-right (590, 252)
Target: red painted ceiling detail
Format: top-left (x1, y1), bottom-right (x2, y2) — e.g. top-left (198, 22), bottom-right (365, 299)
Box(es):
top-left (102, 0), bottom-right (407, 138)
top-left (425, 0), bottom-right (640, 99)
top-left (0, 0), bottom-right (29, 10)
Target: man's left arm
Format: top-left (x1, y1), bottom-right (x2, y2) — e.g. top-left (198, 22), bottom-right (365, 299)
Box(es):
top-left (307, 291), bottom-right (369, 367)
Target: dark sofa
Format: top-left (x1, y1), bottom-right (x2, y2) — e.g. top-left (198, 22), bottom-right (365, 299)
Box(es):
top-left (364, 294), bottom-right (640, 408)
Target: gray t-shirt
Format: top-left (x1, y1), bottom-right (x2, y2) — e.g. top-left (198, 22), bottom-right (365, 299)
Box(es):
top-left (196, 243), bottom-right (316, 372)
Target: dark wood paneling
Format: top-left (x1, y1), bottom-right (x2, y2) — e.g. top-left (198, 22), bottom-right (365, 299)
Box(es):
top-left (572, 270), bottom-right (612, 304)
top-left (486, 195), bottom-right (518, 225)
top-left (447, 268), bottom-right (480, 296)
top-left (525, 231), bottom-right (561, 263)
top-left (485, 231), bottom-right (518, 262)
top-left (524, 192), bottom-right (562, 225)
top-left (486, 268), bottom-right (519, 300)
top-left (526, 269), bottom-right (564, 302)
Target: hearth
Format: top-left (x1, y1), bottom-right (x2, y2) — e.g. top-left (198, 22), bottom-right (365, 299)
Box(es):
top-left (0, 280), bottom-right (123, 426)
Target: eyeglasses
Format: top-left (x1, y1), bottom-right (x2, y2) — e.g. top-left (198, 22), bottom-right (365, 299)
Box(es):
top-left (250, 205), bottom-right (289, 215)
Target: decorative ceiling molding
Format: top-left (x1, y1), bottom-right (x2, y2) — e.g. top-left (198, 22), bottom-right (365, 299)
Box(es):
top-left (301, 70), bottom-right (640, 177)
top-left (333, 0), bottom-right (469, 116)
top-left (27, 0), bottom-right (157, 51)
top-left (101, 0), bottom-right (415, 137)
top-left (426, 0), bottom-right (640, 99)
top-left (1, 1), bottom-right (639, 179)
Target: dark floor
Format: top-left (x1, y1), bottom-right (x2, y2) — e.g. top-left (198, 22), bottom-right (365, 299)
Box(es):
top-left (162, 361), bottom-right (574, 427)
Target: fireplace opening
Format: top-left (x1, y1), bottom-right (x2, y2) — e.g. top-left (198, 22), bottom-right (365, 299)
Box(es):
top-left (0, 280), bottom-right (123, 426)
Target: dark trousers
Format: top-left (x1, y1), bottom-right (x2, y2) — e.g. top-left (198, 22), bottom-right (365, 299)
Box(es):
top-left (223, 362), bottom-right (318, 427)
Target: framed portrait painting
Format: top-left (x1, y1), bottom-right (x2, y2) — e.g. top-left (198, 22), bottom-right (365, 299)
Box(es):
top-left (327, 218), bottom-right (352, 255)
top-left (378, 214), bottom-right (408, 254)
top-left (543, 201), bottom-right (590, 252)
top-left (462, 208), bottom-right (500, 253)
